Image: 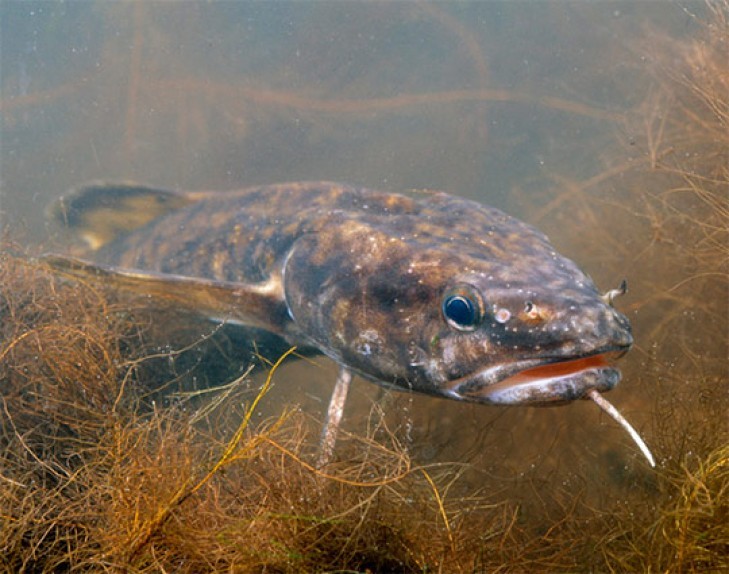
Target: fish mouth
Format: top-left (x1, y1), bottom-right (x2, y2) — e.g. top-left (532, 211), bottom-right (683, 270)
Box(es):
top-left (446, 348), bottom-right (627, 406)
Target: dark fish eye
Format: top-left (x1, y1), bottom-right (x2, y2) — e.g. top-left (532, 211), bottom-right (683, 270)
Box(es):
top-left (442, 285), bottom-right (483, 331)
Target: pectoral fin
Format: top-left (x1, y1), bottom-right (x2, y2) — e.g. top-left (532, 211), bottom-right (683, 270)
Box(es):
top-left (40, 254), bottom-right (289, 334)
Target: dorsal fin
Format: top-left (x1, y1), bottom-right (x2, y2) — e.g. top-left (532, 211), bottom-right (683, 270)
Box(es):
top-left (47, 182), bottom-right (198, 250)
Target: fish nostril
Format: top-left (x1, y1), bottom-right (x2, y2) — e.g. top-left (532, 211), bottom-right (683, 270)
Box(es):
top-left (523, 300), bottom-right (546, 322)
top-left (494, 307), bottom-right (511, 323)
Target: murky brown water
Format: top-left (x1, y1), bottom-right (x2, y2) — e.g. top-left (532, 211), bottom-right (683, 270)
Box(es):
top-left (2, 0), bottom-right (726, 551)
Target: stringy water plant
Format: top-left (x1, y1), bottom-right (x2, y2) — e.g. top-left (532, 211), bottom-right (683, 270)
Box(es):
top-left (0, 248), bottom-right (523, 573)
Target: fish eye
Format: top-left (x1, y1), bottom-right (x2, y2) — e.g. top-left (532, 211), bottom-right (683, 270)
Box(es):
top-left (442, 285), bottom-right (483, 331)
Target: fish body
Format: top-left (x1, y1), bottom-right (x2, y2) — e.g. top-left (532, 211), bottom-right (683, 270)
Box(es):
top-left (46, 181), bottom-right (633, 407)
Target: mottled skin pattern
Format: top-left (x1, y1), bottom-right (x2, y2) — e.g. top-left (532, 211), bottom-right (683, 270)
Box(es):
top-left (48, 181), bottom-right (633, 405)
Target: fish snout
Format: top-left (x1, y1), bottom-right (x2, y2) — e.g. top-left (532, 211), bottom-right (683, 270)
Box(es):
top-left (546, 301), bottom-right (633, 356)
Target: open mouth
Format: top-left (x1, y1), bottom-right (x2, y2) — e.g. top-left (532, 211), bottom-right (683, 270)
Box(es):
top-left (446, 349), bottom-right (656, 467)
top-left (449, 351), bottom-right (623, 406)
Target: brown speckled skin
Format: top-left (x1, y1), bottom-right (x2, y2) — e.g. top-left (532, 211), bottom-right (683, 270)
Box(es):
top-left (55, 181), bottom-right (633, 405)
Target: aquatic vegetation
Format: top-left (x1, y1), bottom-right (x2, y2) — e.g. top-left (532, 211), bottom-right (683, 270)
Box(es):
top-left (0, 249), bottom-right (516, 572)
top-left (1, 201), bottom-right (727, 574)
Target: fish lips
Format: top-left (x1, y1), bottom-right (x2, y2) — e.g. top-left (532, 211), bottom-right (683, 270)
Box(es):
top-left (445, 346), bottom-right (629, 406)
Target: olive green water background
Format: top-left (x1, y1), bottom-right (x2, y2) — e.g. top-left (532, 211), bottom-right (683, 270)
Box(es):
top-left (1, 1), bottom-right (723, 503)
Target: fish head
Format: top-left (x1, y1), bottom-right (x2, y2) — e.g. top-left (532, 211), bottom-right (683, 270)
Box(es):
top-left (283, 195), bottom-right (633, 406)
top-left (425, 271), bottom-right (633, 405)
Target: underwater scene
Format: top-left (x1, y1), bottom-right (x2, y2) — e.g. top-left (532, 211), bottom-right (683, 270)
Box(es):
top-left (1, 1), bottom-right (727, 572)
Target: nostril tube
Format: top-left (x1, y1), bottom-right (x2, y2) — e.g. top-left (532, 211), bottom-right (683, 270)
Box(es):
top-left (601, 279), bottom-right (628, 306)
